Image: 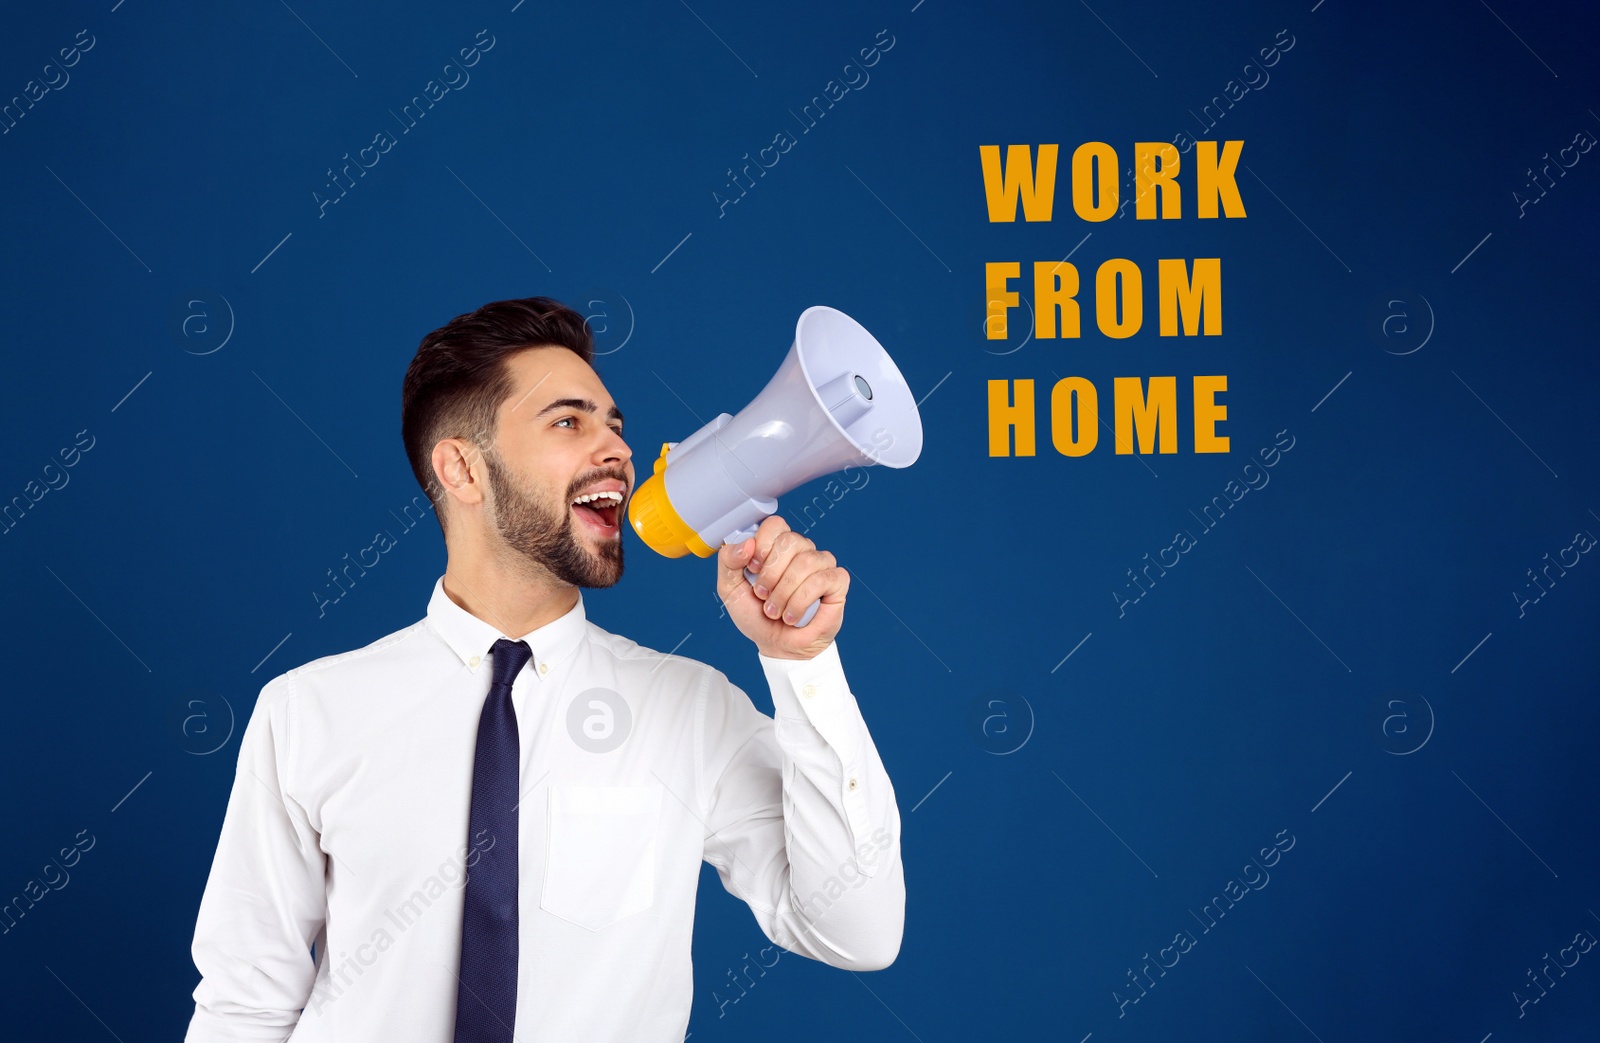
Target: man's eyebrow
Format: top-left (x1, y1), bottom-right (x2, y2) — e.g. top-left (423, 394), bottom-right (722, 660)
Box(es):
top-left (533, 397), bottom-right (624, 424)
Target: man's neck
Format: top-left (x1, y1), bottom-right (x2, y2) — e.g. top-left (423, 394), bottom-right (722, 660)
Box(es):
top-left (441, 553), bottom-right (579, 640)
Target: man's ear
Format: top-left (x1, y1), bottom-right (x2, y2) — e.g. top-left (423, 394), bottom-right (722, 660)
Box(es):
top-left (432, 438), bottom-right (487, 509)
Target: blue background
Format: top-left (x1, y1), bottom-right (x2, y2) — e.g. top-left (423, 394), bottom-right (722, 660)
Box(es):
top-left (3, 0), bottom-right (1599, 1039)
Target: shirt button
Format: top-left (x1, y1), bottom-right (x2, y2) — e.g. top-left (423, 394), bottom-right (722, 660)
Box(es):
top-left (469, 655), bottom-right (481, 668)
top-left (847, 777), bottom-right (858, 790)
top-left (537, 662), bottom-right (549, 676)
top-left (802, 683), bottom-right (816, 698)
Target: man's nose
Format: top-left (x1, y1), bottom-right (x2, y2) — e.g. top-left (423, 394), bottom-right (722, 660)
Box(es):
top-left (596, 428), bottom-right (631, 465)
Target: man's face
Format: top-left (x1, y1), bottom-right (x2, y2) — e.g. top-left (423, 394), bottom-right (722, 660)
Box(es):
top-left (477, 346), bottom-right (634, 588)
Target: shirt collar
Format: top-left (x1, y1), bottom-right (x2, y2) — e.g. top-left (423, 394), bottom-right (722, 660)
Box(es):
top-left (424, 575), bottom-right (588, 677)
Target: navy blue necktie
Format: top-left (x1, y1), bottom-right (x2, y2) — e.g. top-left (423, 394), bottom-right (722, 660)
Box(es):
top-left (455, 638), bottom-right (531, 1042)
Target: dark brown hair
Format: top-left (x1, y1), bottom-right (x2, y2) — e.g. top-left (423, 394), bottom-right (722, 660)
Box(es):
top-left (401, 296), bottom-right (594, 534)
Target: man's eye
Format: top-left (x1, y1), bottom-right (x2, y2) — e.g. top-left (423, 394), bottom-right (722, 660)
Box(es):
top-left (555, 417), bottom-right (576, 428)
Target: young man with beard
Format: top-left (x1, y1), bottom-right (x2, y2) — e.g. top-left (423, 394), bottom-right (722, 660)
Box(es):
top-left (184, 297), bottom-right (904, 1042)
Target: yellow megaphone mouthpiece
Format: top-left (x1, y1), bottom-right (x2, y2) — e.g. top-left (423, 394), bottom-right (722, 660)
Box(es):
top-left (627, 443), bottom-right (715, 559)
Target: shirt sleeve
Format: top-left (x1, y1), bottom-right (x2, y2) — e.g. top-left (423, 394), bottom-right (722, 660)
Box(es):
top-left (697, 639), bottom-right (905, 971)
top-left (185, 673), bottom-right (328, 1041)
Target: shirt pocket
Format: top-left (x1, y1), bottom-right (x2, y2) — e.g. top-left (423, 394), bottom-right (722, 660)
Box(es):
top-left (541, 784), bottom-right (661, 931)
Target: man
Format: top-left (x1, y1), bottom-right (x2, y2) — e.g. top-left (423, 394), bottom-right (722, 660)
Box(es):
top-left (184, 297), bottom-right (904, 1041)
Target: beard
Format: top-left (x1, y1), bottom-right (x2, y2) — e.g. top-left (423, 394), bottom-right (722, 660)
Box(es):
top-left (483, 448), bottom-right (624, 588)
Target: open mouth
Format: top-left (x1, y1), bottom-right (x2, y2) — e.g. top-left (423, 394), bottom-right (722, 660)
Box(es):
top-left (571, 490), bottom-right (623, 534)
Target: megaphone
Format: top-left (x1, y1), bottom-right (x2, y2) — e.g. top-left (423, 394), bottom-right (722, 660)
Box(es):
top-left (628, 306), bottom-right (923, 626)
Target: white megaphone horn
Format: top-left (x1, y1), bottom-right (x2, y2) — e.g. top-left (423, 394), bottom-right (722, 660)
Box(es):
top-left (627, 306), bottom-right (924, 626)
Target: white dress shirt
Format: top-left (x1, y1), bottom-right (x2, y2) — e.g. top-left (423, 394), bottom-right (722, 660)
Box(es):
top-left (185, 576), bottom-right (904, 1042)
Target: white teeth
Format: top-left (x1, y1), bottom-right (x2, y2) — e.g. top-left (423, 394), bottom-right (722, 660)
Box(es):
top-left (571, 491), bottom-right (623, 506)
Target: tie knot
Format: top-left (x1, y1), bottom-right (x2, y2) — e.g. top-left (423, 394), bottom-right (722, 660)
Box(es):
top-left (488, 638), bottom-right (532, 688)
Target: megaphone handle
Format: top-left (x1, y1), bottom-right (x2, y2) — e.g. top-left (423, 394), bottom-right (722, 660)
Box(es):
top-left (725, 526), bottom-right (821, 628)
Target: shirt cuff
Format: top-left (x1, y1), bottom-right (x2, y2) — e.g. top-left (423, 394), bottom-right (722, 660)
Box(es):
top-left (758, 640), bottom-right (849, 727)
